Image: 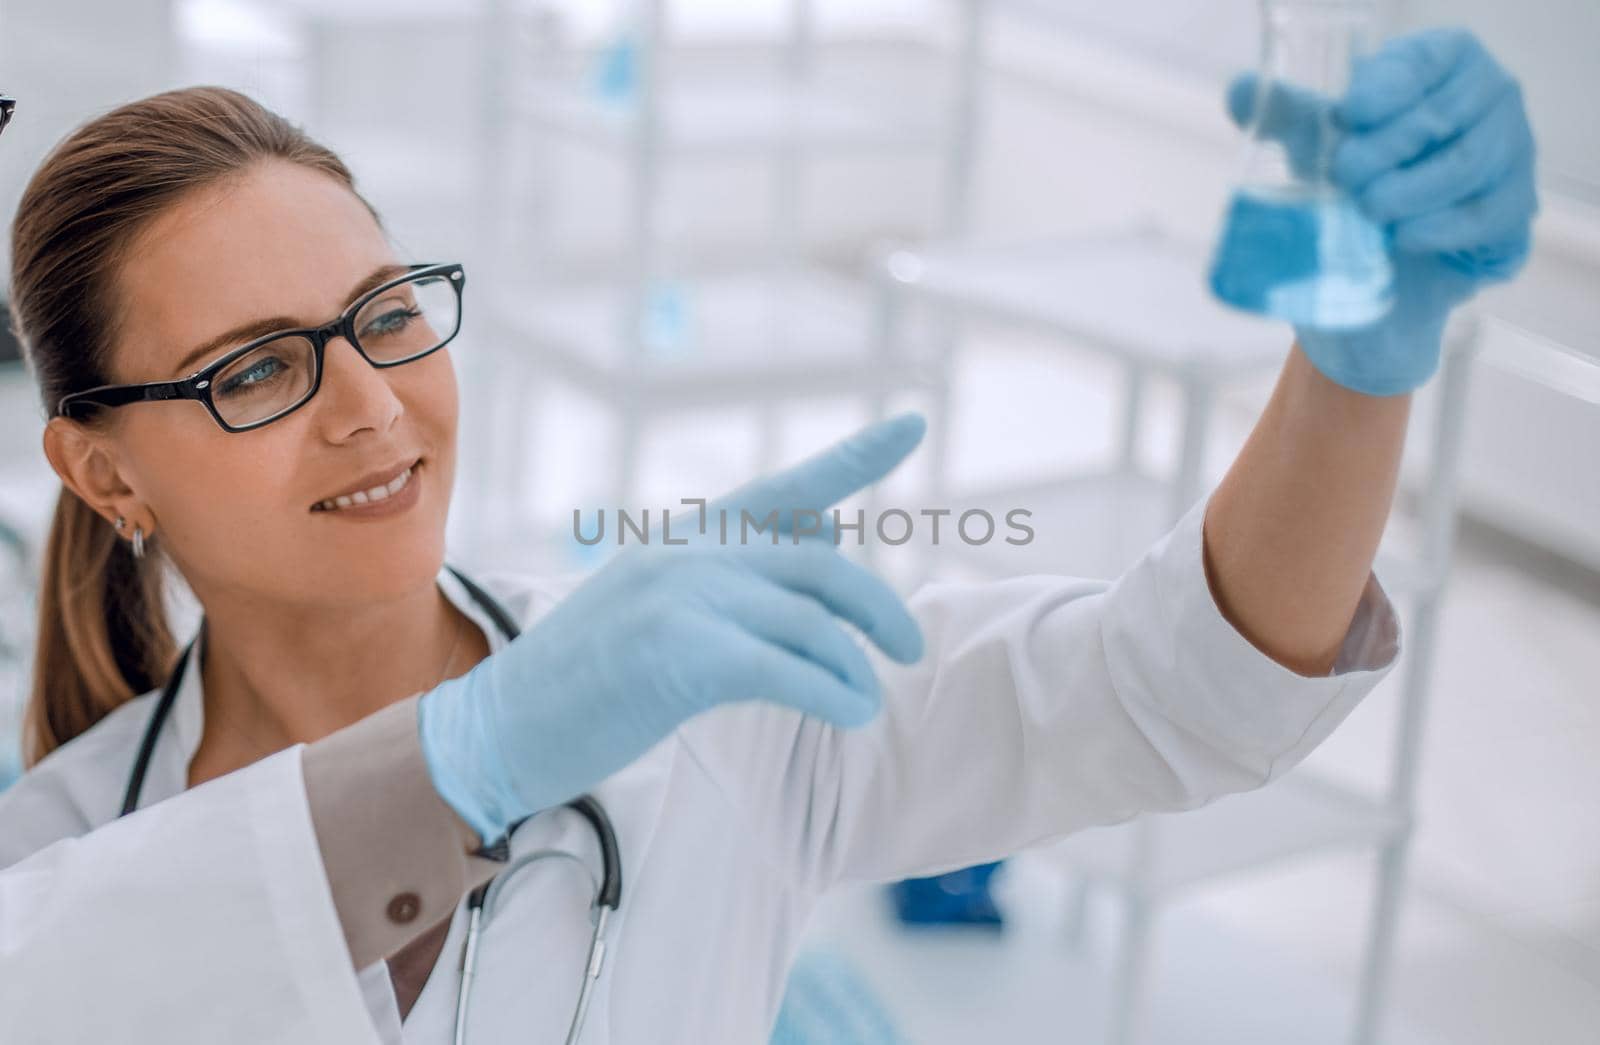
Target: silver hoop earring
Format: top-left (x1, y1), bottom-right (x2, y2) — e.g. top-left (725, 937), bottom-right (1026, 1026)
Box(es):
top-left (131, 525), bottom-right (146, 560)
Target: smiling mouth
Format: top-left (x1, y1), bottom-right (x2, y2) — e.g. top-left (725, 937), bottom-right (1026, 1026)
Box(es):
top-left (310, 460), bottom-right (422, 512)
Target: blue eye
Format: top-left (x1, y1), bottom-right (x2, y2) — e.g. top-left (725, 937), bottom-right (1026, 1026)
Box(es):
top-left (217, 356), bottom-right (289, 397)
top-left (360, 306), bottom-right (423, 340)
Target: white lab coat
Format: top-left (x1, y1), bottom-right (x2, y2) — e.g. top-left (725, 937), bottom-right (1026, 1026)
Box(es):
top-left (0, 500), bottom-right (1398, 1043)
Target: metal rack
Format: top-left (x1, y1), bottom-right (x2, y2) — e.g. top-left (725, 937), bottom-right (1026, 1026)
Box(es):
top-left (469, 0), bottom-right (979, 553)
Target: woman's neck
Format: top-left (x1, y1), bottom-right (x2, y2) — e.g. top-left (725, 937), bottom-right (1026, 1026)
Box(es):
top-left (186, 576), bottom-right (489, 786)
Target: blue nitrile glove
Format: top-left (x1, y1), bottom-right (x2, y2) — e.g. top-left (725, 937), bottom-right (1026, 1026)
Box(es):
top-left (1227, 28), bottom-right (1538, 395)
top-left (419, 413), bottom-right (929, 845)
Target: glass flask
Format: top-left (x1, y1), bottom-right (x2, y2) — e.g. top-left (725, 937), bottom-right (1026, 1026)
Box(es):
top-left (1208, 0), bottom-right (1394, 329)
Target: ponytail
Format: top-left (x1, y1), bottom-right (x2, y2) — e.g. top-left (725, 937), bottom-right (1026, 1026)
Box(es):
top-left (23, 489), bottom-right (175, 766)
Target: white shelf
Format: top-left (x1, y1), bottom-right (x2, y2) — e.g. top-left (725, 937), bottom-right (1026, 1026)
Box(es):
top-left (932, 468), bottom-right (1443, 598)
top-left (1018, 769), bottom-right (1406, 898)
top-left (486, 265), bottom-right (932, 406)
top-left (515, 74), bottom-right (944, 158)
top-left (883, 227), bottom-right (1291, 380)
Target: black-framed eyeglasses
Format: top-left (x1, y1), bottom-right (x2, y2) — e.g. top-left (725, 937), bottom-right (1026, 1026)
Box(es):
top-left (58, 262), bottom-right (465, 433)
top-left (0, 94), bottom-right (15, 137)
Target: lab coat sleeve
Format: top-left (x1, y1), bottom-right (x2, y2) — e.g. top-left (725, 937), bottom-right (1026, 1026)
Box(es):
top-left (0, 748), bottom-right (382, 1044)
top-left (303, 693), bottom-right (501, 969)
top-left (673, 495), bottom-right (1400, 893)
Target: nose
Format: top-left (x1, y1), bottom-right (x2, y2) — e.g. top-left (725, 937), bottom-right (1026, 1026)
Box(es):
top-left (313, 334), bottom-right (403, 442)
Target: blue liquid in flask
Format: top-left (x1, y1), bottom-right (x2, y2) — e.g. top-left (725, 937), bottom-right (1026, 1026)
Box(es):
top-left (1209, 185), bottom-right (1394, 329)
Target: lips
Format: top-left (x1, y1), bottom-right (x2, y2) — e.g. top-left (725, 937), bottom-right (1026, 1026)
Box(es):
top-left (310, 457), bottom-right (422, 512)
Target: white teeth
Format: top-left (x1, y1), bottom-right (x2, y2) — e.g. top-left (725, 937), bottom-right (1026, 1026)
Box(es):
top-left (315, 465), bottom-right (415, 513)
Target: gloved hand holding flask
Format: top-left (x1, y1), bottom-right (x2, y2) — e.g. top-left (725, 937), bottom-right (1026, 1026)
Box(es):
top-left (1212, 22), bottom-right (1537, 396)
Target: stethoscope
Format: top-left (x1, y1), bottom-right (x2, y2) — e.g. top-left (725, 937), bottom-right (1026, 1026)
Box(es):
top-left (118, 565), bottom-right (623, 1045)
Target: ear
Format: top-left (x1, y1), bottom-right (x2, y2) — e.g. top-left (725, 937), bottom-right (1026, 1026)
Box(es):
top-left (42, 416), bottom-right (141, 528)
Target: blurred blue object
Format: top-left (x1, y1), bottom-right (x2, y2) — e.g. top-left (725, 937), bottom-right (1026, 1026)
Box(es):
top-left (562, 529), bottom-right (613, 570)
top-left (593, 32), bottom-right (637, 103)
top-left (641, 281), bottom-right (694, 357)
top-left (770, 947), bottom-right (903, 1045)
top-left (0, 739), bottom-right (19, 793)
top-left (890, 861), bottom-right (1004, 928)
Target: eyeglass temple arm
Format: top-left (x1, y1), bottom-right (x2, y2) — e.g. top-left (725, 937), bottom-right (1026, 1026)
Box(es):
top-left (60, 379), bottom-right (200, 418)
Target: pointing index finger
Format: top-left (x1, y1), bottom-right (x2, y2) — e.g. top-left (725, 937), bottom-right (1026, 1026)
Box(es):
top-left (707, 412), bottom-right (927, 537)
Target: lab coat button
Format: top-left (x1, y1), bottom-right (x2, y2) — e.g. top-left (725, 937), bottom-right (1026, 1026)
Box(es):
top-left (386, 892), bottom-right (422, 924)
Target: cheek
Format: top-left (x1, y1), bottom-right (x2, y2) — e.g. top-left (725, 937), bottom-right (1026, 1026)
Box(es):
top-left (434, 354), bottom-right (460, 436)
top-left (411, 350), bottom-right (459, 475)
top-left (126, 421), bottom-right (303, 571)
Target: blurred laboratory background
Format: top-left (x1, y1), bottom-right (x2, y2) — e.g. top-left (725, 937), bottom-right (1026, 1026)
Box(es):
top-left (0, 1), bottom-right (1596, 1042)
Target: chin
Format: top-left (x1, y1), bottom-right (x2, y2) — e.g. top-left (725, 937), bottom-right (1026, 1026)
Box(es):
top-left (319, 530), bottom-right (448, 604)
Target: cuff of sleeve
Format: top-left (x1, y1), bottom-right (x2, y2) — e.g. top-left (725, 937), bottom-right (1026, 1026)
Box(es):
top-left (301, 694), bottom-right (502, 970)
top-left (1102, 496), bottom-right (1402, 784)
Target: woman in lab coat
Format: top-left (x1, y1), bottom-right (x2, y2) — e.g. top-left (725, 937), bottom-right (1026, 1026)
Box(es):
top-left (0, 27), bottom-right (1534, 1045)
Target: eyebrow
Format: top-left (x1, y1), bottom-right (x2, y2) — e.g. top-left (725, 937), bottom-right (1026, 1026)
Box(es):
top-left (167, 264), bottom-right (409, 378)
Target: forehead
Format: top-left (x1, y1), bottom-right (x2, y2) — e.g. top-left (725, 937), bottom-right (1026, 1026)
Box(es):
top-left (113, 159), bottom-right (390, 380)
